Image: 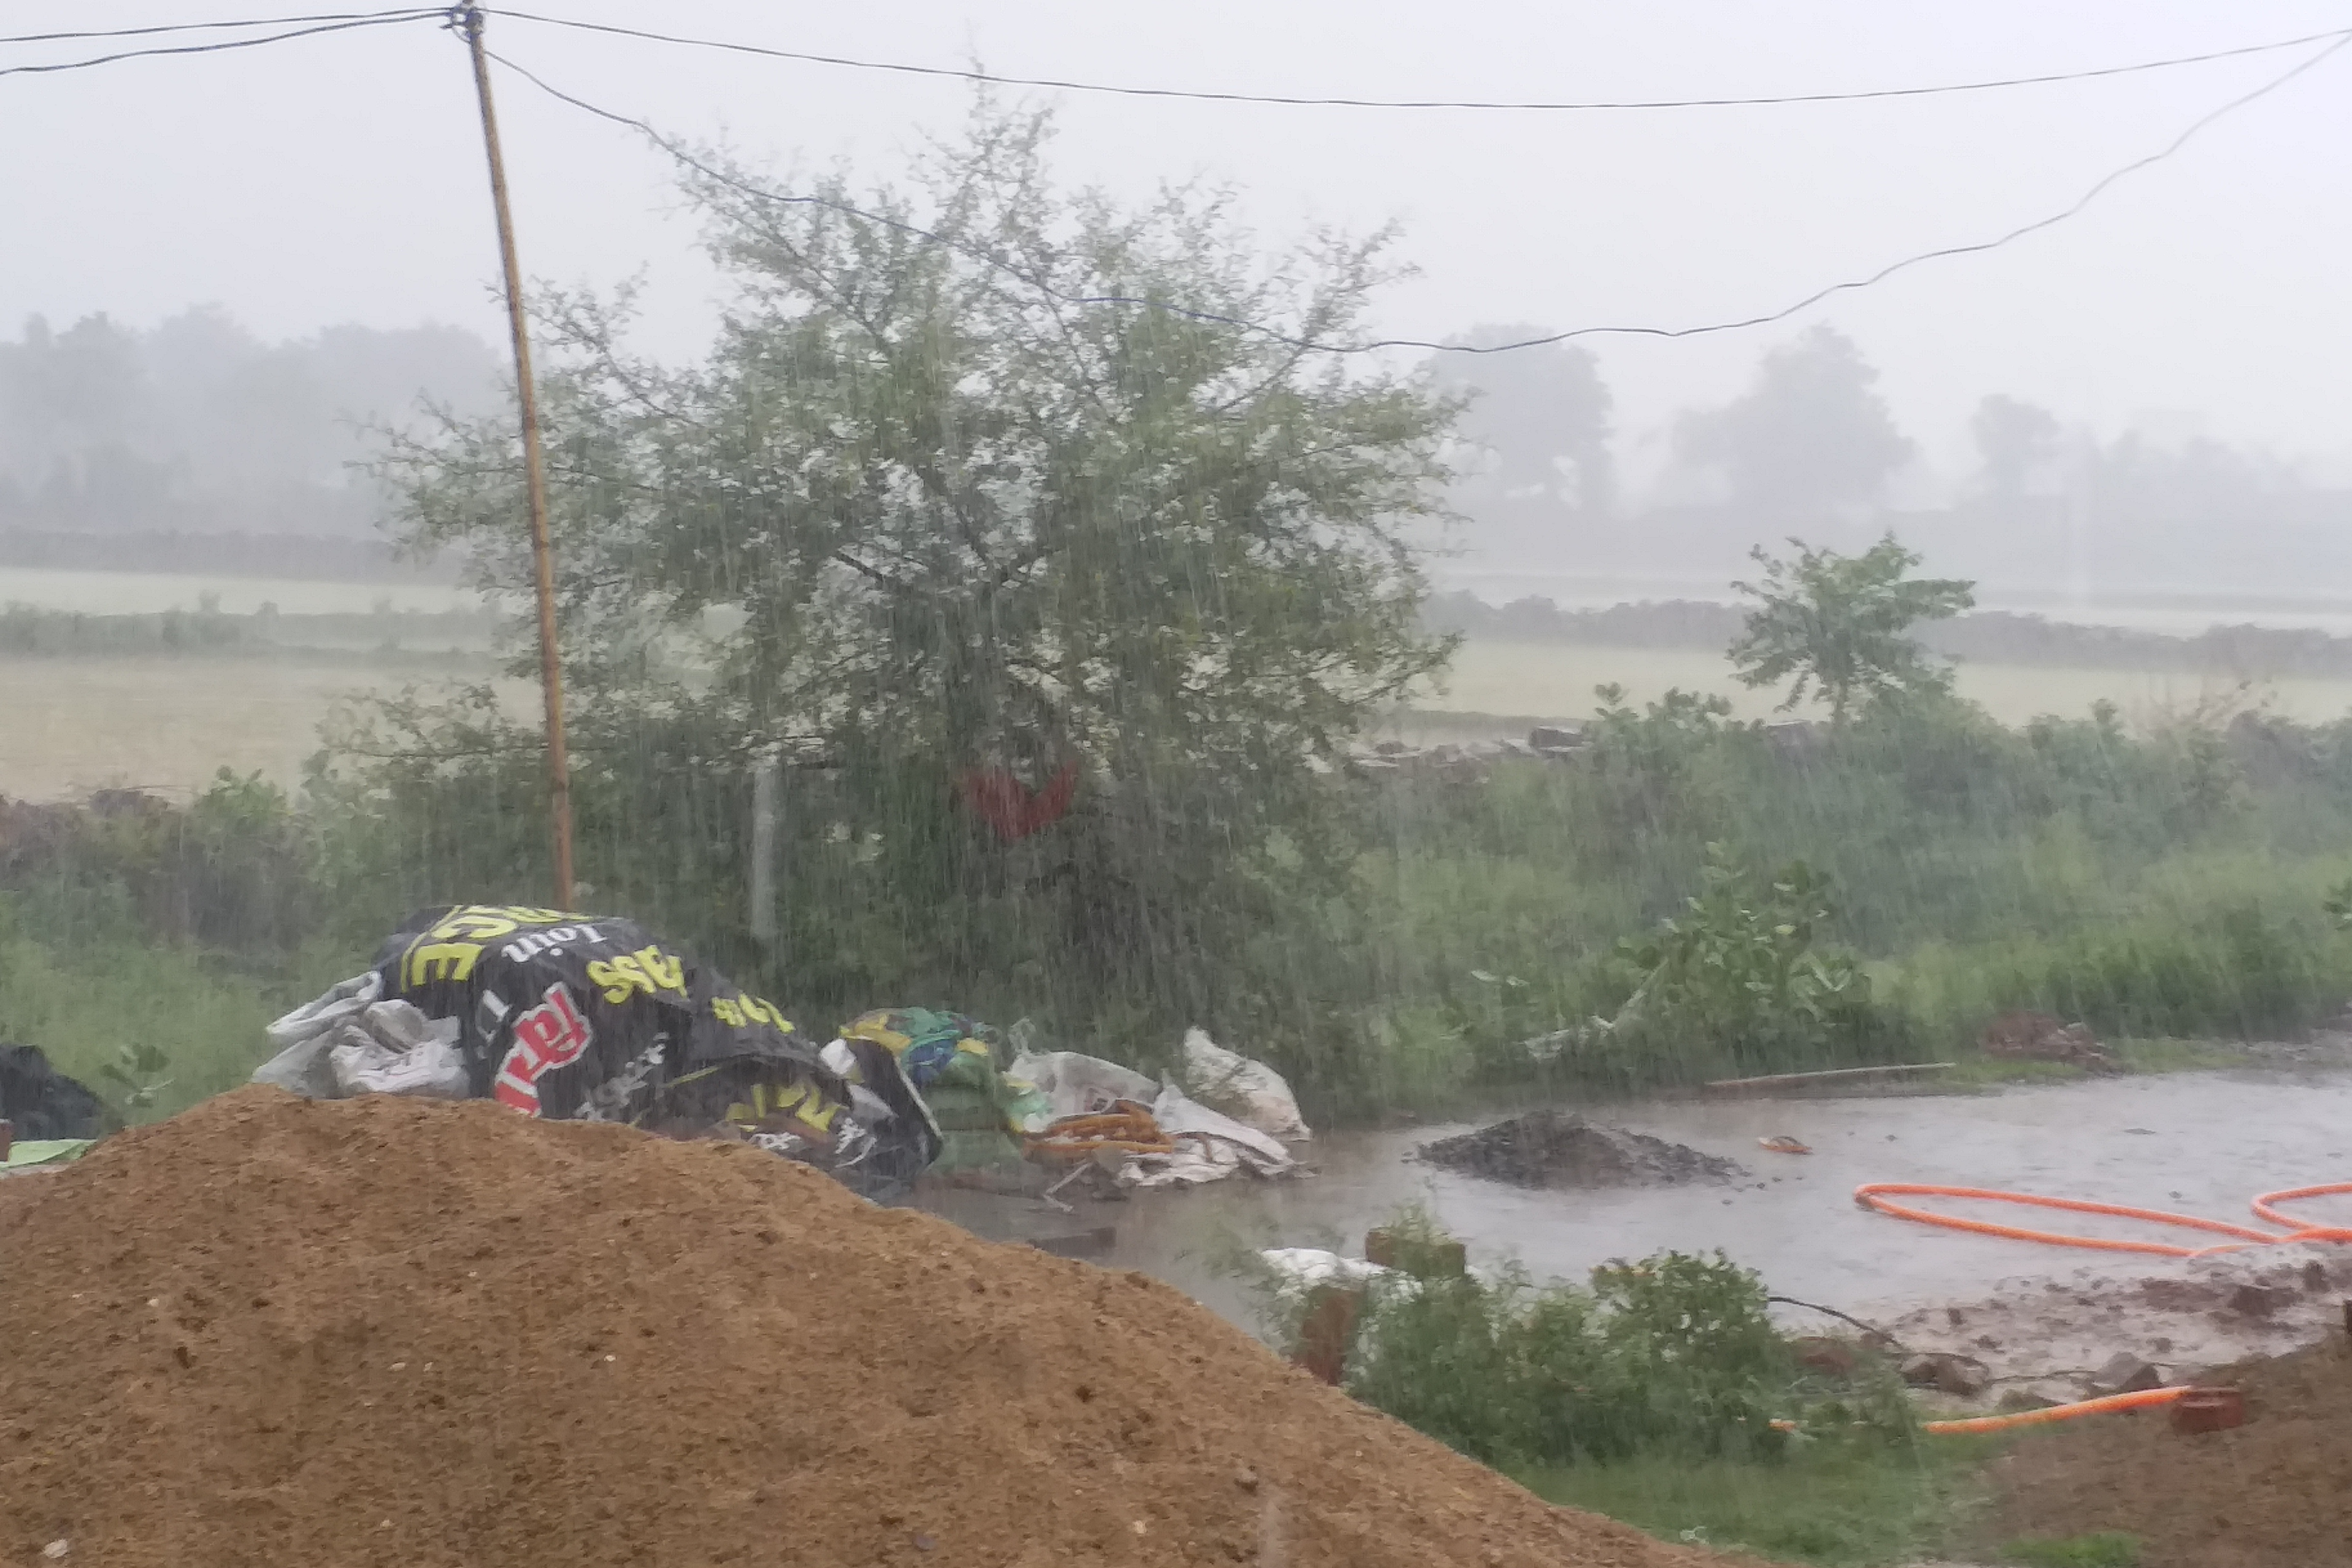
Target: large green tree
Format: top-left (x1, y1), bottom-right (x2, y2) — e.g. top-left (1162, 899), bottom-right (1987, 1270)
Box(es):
top-left (1728, 534), bottom-right (1974, 723)
top-left (337, 104), bottom-right (1457, 1070)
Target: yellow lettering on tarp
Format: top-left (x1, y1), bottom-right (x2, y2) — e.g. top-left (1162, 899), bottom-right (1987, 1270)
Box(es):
top-left (636, 946), bottom-right (685, 993)
top-left (793, 1089), bottom-right (842, 1134)
top-left (587, 954), bottom-right (649, 1004)
top-left (426, 905), bottom-right (591, 943)
top-left (401, 941), bottom-right (482, 989)
top-left (587, 946), bottom-right (687, 1006)
top-left (725, 1077), bottom-right (843, 1137)
top-left (712, 997), bottom-right (744, 1028)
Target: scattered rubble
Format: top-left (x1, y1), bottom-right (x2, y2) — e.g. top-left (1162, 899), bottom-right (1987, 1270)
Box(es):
top-left (2084, 1352), bottom-right (2165, 1396)
top-left (1416, 1109), bottom-right (1745, 1190)
top-left (1978, 1011), bottom-right (2118, 1072)
top-left (1900, 1352), bottom-right (1993, 1398)
top-left (1875, 1246), bottom-right (2344, 1413)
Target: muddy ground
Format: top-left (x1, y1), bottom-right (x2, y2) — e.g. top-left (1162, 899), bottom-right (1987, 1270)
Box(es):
top-left (1981, 1338), bottom-right (2352, 1567)
top-left (1873, 1246), bottom-right (2346, 1414)
top-left (919, 1061), bottom-right (2352, 1355)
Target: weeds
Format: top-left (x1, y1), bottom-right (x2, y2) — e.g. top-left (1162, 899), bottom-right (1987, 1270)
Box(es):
top-left (1254, 1207), bottom-right (1915, 1471)
top-left (97, 1041), bottom-right (175, 1113)
top-left (2000, 1532), bottom-right (2142, 1568)
top-left (6, 681), bottom-right (2352, 1119)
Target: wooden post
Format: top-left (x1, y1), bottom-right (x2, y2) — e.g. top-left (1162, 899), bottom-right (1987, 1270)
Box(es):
top-left (750, 753), bottom-right (778, 941)
top-left (457, 3), bottom-right (574, 908)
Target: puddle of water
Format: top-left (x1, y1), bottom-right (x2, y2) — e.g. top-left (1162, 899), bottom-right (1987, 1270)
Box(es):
top-left (924, 1070), bottom-right (2352, 1338)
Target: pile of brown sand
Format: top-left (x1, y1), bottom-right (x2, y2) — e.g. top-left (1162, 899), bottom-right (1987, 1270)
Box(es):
top-left (1985, 1339), bottom-right (2352, 1568)
top-left (1418, 1109), bottom-right (1744, 1189)
top-left (0, 1088), bottom-right (1747, 1568)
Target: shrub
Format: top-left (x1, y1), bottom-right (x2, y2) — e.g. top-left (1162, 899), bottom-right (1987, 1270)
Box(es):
top-left (1310, 1211), bottom-right (1914, 1469)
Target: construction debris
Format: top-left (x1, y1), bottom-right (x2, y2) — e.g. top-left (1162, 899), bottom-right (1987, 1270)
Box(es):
top-left (1979, 1011), bottom-right (2118, 1072)
top-left (1417, 1109), bottom-right (1744, 1189)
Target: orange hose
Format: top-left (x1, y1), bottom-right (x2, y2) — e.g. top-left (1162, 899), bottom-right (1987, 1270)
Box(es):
top-left (2249, 1183), bottom-right (2352, 1243)
top-left (1922, 1386), bottom-right (2185, 1436)
top-left (1852, 1183), bottom-right (2285, 1257)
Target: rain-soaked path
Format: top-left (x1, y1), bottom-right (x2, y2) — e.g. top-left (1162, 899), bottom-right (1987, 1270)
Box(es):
top-left (918, 1067), bottom-right (2352, 1337)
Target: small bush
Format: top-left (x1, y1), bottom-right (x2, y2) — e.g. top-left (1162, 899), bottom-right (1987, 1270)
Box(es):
top-left (1282, 1210), bottom-right (1914, 1471)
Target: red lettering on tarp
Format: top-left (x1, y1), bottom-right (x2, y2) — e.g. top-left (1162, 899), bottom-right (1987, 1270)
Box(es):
top-left (492, 982), bottom-right (594, 1115)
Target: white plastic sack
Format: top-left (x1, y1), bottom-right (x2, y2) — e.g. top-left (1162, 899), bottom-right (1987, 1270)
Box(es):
top-left (251, 1034), bottom-right (344, 1099)
top-left (263, 971), bottom-right (381, 1054)
top-left (328, 1002), bottom-right (468, 1099)
top-left (1259, 1248), bottom-right (1389, 1290)
top-left (335, 1036), bottom-right (471, 1099)
top-left (1180, 1028), bottom-right (1310, 1142)
top-left (1005, 1049), bottom-right (1159, 1132)
top-left (1115, 1081), bottom-right (1301, 1187)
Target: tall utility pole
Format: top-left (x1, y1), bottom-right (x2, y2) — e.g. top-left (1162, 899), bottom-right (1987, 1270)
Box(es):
top-left (456, 3), bottom-right (574, 908)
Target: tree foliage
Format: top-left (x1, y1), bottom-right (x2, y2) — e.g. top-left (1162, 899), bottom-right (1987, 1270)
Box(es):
top-left (1674, 325), bottom-right (1913, 517)
top-left (342, 102), bottom-right (1458, 1071)
top-left (1967, 393), bottom-right (2063, 510)
top-left (1426, 327), bottom-right (1614, 513)
top-left (1729, 533), bottom-right (1974, 722)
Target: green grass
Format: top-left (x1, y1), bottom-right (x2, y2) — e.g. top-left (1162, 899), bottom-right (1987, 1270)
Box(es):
top-left (1930, 1036), bottom-right (2255, 1090)
top-left (0, 895), bottom-right (347, 1122)
top-left (1999, 1532), bottom-right (2142, 1568)
top-left (1522, 1435), bottom-right (2001, 1566)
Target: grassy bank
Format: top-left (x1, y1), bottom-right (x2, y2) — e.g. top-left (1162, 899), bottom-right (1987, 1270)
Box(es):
top-left (1523, 1439), bottom-right (1997, 1567)
top-left (6, 682), bottom-right (2352, 1126)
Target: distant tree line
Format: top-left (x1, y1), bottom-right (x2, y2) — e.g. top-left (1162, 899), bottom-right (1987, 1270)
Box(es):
top-left (1425, 587), bottom-right (2352, 678)
top-left (0, 308), bottom-right (503, 539)
top-left (1426, 324), bottom-right (2350, 598)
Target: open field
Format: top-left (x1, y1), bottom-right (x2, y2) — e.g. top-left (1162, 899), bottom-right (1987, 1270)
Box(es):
top-left (12, 636), bottom-right (2352, 803)
top-left (1428, 640), bottom-right (2352, 729)
top-left (0, 658), bottom-right (519, 801)
top-left (0, 564), bottom-right (483, 617)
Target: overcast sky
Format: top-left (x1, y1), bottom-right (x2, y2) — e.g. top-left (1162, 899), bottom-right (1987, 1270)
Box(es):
top-left (7, 1), bottom-right (2350, 481)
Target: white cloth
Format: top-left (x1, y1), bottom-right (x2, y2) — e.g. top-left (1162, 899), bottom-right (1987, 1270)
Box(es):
top-left (1181, 1028), bottom-right (1311, 1142)
top-left (1114, 1081), bottom-right (1300, 1187)
top-left (255, 977), bottom-right (468, 1101)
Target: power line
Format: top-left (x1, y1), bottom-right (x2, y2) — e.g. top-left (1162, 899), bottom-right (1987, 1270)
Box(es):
top-left (487, 8), bottom-right (2352, 114)
top-left (487, 31), bottom-right (2350, 357)
top-left (0, 10), bottom-right (443, 47)
top-left (0, 9), bottom-right (440, 82)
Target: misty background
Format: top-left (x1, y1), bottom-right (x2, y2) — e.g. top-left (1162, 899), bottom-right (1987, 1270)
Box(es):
top-left (5, 303), bottom-right (2342, 617)
top-left (1, 0), bottom-right (2347, 614)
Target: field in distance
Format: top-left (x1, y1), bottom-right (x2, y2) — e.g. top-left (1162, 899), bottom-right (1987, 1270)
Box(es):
top-left (12, 637), bottom-right (2352, 803)
top-left (0, 565), bottom-right (482, 617)
top-left (1430, 640), bottom-right (2352, 730)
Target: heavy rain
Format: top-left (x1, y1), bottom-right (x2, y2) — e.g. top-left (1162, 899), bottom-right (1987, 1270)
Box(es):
top-left (3, 5), bottom-right (2350, 1566)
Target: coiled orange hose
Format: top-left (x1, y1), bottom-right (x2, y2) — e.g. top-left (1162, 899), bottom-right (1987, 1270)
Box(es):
top-left (1851, 1183), bottom-right (2287, 1257)
top-left (2249, 1182), bottom-right (2352, 1243)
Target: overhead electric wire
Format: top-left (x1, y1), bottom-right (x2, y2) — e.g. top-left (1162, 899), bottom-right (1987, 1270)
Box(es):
top-left (486, 8), bottom-right (2352, 114)
top-left (0, 9), bottom-right (444, 48)
top-left (0, 9), bottom-right (440, 82)
top-left (486, 29), bottom-right (2352, 357)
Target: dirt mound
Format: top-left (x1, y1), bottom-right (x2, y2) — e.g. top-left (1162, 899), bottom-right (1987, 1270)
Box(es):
top-left (1984, 1339), bottom-right (2352, 1568)
top-left (1417, 1110), bottom-right (1744, 1189)
top-left (0, 1089), bottom-right (1741, 1568)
